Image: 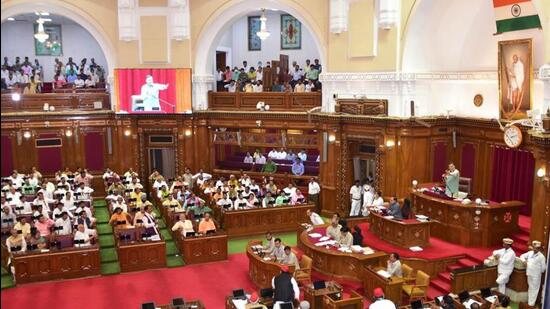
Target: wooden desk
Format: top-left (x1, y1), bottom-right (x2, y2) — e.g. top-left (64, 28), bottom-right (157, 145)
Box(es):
top-left (297, 226), bottom-right (387, 282)
top-left (117, 240), bottom-right (166, 272)
top-left (11, 246), bottom-right (100, 284)
top-left (1, 92), bottom-right (110, 112)
top-left (222, 204), bottom-right (314, 237)
top-left (369, 212), bottom-right (432, 248)
top-left (363, 266), bottom-right (405, 305)
top-left (451, 264), bottom-right (528, 294)
top-left (411, 185), bottom-right (524, 247)
top-left (157, 300), bottom-right (205, 309)
top-left (303, 281), bottom-right (343, 309)
top-left (208, 91), bottom-right (321, 111)
top-left (176, 232), bottom-right (228, 264)
top-left (225, 296), bottom-right (273, 309)
top-left (246, 240), bottom-right (296, 289)
top-left (323, 290), bottom-right (364, 309)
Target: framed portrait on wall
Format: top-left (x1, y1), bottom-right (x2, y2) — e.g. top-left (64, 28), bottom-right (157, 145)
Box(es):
top-left (281, 14), bottom-right (301, 50)
top-left (248, 16), bottom-right (261, 51)
top-left (34, 24), bottom-right (63, 56)
top-left (498, 39), bottom-right (532, 120)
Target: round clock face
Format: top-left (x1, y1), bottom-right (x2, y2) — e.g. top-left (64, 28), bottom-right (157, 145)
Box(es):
top-left (503, 125), bottom-right (522, 148)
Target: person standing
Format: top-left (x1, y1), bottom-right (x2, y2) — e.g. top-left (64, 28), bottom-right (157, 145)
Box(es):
top-left (491, 238), bottom-right (516, 294)
top-left (308, 178), bottom-right (321, 213)
top-left (442, 163), bottom-right (460, 198)
top-left (272, 265), bottom-right (300, 309)
top-left (519, 240), bottom-right (546, 306)
top-left (349, 180), bottom-right (362, 216)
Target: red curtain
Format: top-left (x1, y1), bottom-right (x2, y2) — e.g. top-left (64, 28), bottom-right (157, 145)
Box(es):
top-left (490, 147), bottom-right (534, 215)
top-left (116, 69), bottom-right (177, 113)
top-left (38, 147), bottom-right (62, 174)
top-left (1, 136), bottom-right (14, 176)
top-left (84, 132), bottom-right (105, 172)
top-left (432, 142), bottom-right (447, 181)
top-left (460, 143), bottom-right (476, 186)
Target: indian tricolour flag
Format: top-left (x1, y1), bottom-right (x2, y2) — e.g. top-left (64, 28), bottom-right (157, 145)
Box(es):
top-left (493, 0), bottom-right (542, 33)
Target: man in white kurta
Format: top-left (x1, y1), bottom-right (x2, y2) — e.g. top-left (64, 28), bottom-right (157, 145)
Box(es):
top-left (491, 238), bottom-right (516, 294)
top-left (349, 180), bottom-right (362, 216)
top-left (519, 240), bottom-right (546, 306)
top-left (140, 75), bottom-right (169, 111)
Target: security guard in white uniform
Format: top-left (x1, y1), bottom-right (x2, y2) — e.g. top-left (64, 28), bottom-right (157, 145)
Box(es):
top-left (490, 238), bottom-right (516, 294)
top-left (520, 240), bottom-right (546, 306)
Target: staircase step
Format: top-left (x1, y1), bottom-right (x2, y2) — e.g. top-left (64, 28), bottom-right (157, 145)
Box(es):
top-left (158, 219), bottom-right (167, 229)
top-left (95, 208), bottom-right (111, 224)
top-left (458, 258), bottom-right (479, 267)
top-left (100, 248), bottom-right (118, 263)
top-left (96, 223), bottom-right (113, 235)
top-left (437, 272), bottom-right (452, 283)
top-left (165, 240), bottom-right (178, 256)
top-left (100, 261), bottom-right (120, 275)
top-left (166, 255), bottom-right (185, 268)
top-left (98, 235), bottom-right (115, 248)
top-left (427, 286), bottom-right (445, 301)
top-left (1, 274), bottom-right (15, 289)
top-left (512, 233), bottom-right (530, 243)
top-left (430, 278), bottom-right (451, 294)
top-left (93, 200), bottom-right (107, 207)
top-left (447, 265), bottom-right (462, 272)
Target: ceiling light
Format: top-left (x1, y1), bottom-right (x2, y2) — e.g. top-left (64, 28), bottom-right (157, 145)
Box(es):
top-left (34, 19), bottom-right (49, 43)
top-left (40, 12), bottom-right (50, 16)
top-left (256, 9), bottom-right (271, 41)
top-left (23, 131), bottom-right (32, 139)
top-left (65, 129), bottom-right (73, 137)
top-left (124, 129), bottom-right (132, 137)
top-left (184, 129), bottom-right (192, 137)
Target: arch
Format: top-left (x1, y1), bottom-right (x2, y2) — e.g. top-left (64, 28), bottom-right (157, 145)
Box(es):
top-left (193, 0), bottom-right (327, 76)
top-left (400, 0), bottom-right (547, 72)
top-left (1, 0), bottom-right (117, 80)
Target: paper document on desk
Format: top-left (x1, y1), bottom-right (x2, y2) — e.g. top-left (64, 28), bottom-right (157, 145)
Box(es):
top-left (463, 300), bottom-right (481, 307)
top-left (384, 216), bottom-right (394, 219)
top-left (362, 247), bottom-right (375, 255)
top-left (376, 270), bottom-right (391, 279)
top-left (319, 236), bottom-right (330, 241)
top-left (351, 245), bottom-right (363, 253)
top-left (409, 246), bottom-right (423, 252)
top-left (308, 233), bottom-right (322, 238)
top-left (232, 299), bottom-right (248, 309)
top-left (338, 247), bottom-right (352, 253)
top-left (263, 257), bottom-right (271, 261)
top-left (251, 245), bottom-right (264, 250)
top-left (415, 215), bottom-right (428, 219)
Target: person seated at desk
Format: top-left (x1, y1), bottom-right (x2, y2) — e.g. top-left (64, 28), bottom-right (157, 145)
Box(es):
top-left (245, 291), bottom-right (267, 309)
top-left (6, 228), bottom-right (27, 254)
top-left (21, 178), bottom-right (37, 195)
top-left (34, 215), bottom-right (55, 239)
top-left (352, 225), bottom-right (364, 246)
top-left (28, 230), bottom-right (47, 251)
top-left (212, 188), bottom-right (224, 202)
top-left (291, 189), bottom-right (305, 205)
top-left (291, 158), bottom-right (304, 176)
top-left (336, 227), bottom-right (353, 248)
top-left (263, 231), bottom-right (275, 254)
top-left (255, 153), bottom-right (267, 164)
top-left (272, 265), bottom-right (300, 309)
top-left (61, 192), bottom-right (76, 212)
top-left (130, 187), bottom-right (147, 209)
top-left (387, 197), bottom-right (403, 220)
top-left (234, 193), bottom-right (248, 210)
top-left (77, 210), bottom-right (97, 238)
top-left (261, 158), bottom-right (278, 174)
top-left (247, 193), bottom-right (261, 208)
top-left (326, 217), bottom-right (342, 241)
top-left (188, 203), bottom-right (212, 218)
top-left (244, 152), bottom-right (254, 164)
top-left (171, 213), bottom-right (194, 237)
top-left (112, 196), bottom-right (128, 213)
top-left (490, 295), bottom-right (512, 309)
top-left (133, 206), bottom-right (147, 228)
top-left (183, 192), bottom-right (205, 209)
top-left (109, 207), bottom-right (132, 229)
top-left (275, 192), bottom-right (290, 206)
top-left (270, 238), bottom-right (285, 261)
top-left (241, 186), bottom-right (253, 199)
top-left (1, 205), bottom-right (16, 229)
top-left (369, 288), bottom-right (396, 309)
top-left (14, 217), bottom-right (31, 239)
top-left (281, 246), bottom-right (300, 270)
top-left (53, 202), bottom-right (74, 220)
top-left (306, 209), bottom-right (324, 226)
top-left (162, 194), bottom-right (182, 211)
top-left (55, 212), bottom-right (73, 236)
top-left (402, 198), bottom-right (411, 219)
top-left (75, 182), bottom-right (94, 200)
top-left (198, 213), bottom-right (216, 235)
top-left (217, 192), bottom-right (233, 209)
top-left (74, 224), bottom-right (91, 247)
top-left (387, 253), bottom-right (402, 277)
top-left (262, 192), bottom-right (276, 208)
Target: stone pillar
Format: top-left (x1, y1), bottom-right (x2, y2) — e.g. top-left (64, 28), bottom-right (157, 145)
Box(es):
top-left (540, 64), bottom-right (550, 114)
top-left (192, 74), bottom-right (215, 111)
top-left (117, 0), bottom-right (138, 41)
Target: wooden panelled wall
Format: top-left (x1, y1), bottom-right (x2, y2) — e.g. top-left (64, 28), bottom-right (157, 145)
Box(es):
top-left (1, 112), bottom-right (549, 247)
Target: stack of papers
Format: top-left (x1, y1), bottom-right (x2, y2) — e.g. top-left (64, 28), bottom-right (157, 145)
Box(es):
top-left (338, 247), bottom-right (352, 253)
top-left (319, 236), bottom-right (330, 241)
top-left (351, 245), bottom-right (364, 253)
top-left (376, 270), bottom-right (391, 278)
top-left (231, 299), bottom-right (248, 309)
top-left (263, 257), bottom-right (272, 261)
top-left (409, 246), bottom-right (423, 252)
top-left (463, 300), bottom-right (481, 307)
top-left (362, 247), bottom-right (375, 255)
top-left (308, 233), bottom-right (323, 238)
top-left (484, 296), bottom-right (497, 303)
top-left (315, 240), bottom-right (337, 247)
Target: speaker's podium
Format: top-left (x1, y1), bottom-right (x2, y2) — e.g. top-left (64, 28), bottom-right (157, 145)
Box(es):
top-left (132, 95), bottom-right (145, 111)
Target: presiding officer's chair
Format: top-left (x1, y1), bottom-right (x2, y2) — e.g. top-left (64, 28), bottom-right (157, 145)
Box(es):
top-left (402, 270), bottom-right (430, 301)
top-left (401, 264), bottom-right (416, 283)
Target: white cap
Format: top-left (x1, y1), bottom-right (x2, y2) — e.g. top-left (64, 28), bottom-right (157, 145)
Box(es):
top-left (503, 238), bottom-right (514, 245)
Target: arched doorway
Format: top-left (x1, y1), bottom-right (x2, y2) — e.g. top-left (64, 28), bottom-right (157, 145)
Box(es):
top-left (192, 0), bottom-right (327, 111)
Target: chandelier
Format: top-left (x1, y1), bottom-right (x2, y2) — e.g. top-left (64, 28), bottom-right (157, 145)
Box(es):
top-left (256, 9), bottom-right (270, 40)
top-left (34, 19), bottom-right (49, 43)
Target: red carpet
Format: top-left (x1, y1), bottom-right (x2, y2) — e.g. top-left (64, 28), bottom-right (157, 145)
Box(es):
top-left (1, 254), bottom-right (256, 309)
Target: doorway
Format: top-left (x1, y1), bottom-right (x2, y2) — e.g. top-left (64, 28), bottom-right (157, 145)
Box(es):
top-left (352, 156), bottom-right (376, 183)
top-left (148, 148), bottom-right (176, 181)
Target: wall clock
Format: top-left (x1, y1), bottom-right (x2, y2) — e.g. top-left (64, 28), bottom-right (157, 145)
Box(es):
top-left (503, 125), bottom-right (522, 148)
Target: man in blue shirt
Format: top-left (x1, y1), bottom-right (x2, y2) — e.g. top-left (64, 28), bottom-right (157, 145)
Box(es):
top-left (291, 158), bottom-right (304, 176)
top-left (66, 69), bottom-right (78, 84)
top-left (387, 197), bottom-right (403, 220)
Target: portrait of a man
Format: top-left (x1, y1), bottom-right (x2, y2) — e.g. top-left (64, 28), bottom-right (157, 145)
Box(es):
top-left (498, 39), bottom-right (532, 120)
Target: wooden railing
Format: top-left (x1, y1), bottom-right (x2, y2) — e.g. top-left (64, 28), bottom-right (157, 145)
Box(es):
top-left (208, 91), bottom-right (321, 111)
top-left (1, 92), bottom-right (111, 112)
top-left (335, 98), bottom-right (388, 116)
